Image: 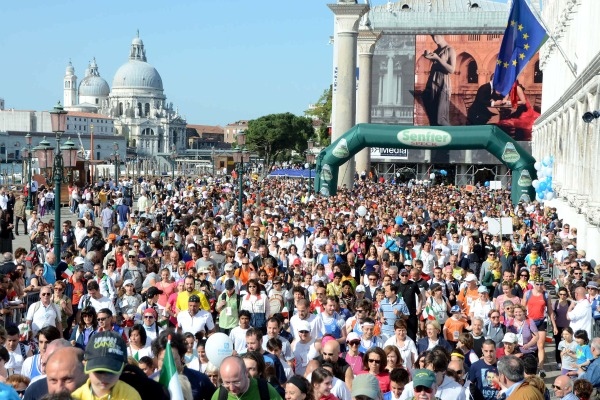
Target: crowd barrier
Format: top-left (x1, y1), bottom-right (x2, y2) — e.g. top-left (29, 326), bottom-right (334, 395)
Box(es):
top-left (3, 292), bottom-right (40, 328)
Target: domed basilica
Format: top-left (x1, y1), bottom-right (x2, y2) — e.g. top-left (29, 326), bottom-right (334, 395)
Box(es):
top-left (63, 33), bottom-right (186, 156)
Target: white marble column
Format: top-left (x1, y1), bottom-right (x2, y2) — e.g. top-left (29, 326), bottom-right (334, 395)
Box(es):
top-left (355, 29), bottom-right (381, 175)
top-left (328, 2), bottom-right (369, 190)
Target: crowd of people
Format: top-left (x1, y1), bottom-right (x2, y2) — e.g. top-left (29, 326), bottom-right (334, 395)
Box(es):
top-left (0, 174), bottom-right (594, 400)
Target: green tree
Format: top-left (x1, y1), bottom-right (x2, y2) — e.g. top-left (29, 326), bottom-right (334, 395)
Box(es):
top-left (305, 85), bottom-right (332, 145)
top-left (246, 112), bottom-right (314, 170)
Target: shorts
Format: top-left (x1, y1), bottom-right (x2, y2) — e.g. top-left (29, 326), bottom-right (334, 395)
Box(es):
top-left (533, 318), bottom-right (547, 331)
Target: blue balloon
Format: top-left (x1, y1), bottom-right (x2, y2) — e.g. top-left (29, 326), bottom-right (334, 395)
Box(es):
top-left (484, 181), bottom-right (490, 187)
top-left (538, 182), bottom-right (547, 192)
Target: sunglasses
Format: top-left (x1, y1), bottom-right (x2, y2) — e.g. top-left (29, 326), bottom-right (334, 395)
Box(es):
top-left (97, 317), bottom-right (108, 322)
top-left (368, 359), bottom-right (381, 364)
top-left (128, 256), bottom-right (136, 258)
top-left (348, 341), bottom-right (360, 346)
top-left (144, 315), bottom-right (155, 319)
top-left (299, 330), bottom-right (309, 334)
top-left (552, 385), bottom-right (564, 390)
top-left (449, 369), bottom-right (463, 375)
top-left (40, 293), bottom-right (52, 296)
top-left (414, 386), bottom-right (433, 394)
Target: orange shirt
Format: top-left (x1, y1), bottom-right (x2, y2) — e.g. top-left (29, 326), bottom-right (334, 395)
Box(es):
top-left (457, 287), bottom-right (480, 316)
top-left (69, 277), bottom-right (85, 305)
top-left (235, 267), bottom-right (253, 285)
top-left (443, 316), bottom-right (469, 342)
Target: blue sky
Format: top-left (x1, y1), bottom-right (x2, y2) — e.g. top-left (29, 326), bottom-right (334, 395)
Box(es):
top-left (0, 0), bottom-right (508, 126)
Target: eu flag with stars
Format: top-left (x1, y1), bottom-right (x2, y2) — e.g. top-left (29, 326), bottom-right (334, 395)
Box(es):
top-left (492, 0), bottom-right (548, 96)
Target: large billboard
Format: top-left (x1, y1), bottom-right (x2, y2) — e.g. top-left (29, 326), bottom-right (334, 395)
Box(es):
top-left (370, 33), bottom-right (542, 146)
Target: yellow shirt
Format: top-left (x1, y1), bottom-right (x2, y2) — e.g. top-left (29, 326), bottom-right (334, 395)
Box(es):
top-left (176, 290), bottom-right (210, 312)
top-left (72, 379), bottom-right (142, 400)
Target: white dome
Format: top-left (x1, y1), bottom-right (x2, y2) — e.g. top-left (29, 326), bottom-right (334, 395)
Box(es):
top-left (112, 60), bottom-right (163, 91)
top-left (79, 75), bottom-right (110, 97)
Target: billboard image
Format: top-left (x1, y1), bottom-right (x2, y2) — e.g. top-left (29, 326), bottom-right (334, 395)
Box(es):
top-left (413, 34), bottom-right (542, 141)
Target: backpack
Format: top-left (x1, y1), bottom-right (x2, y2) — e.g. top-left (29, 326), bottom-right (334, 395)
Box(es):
top-left (24, 247), bottom-right (42, 268)
top-left (217, 378), bottom-right (270, 400)
top-left (269, 293), bottom-right (285, 316)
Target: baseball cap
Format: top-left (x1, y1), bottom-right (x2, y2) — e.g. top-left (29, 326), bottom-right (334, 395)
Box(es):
top-left (346, 332), bottom-right (360, 343)
top-left (351, 374), bottom-right (381, 400)
top-left (242, 239), bottom-right (250, 245)
top-left (533, 274), bottom-right (544, 284)
top-left (108, 233), bottom-right (117, 241)
top-left (143, 308), bottom-right (157, 318)
top-left (74, 256), bottom-right (85, 266)
top-left (355, 285), bottom-right (366, 293)
top-left (122, 279), bottom-right (134, 287)
top-left (464, 274), bottom-right (477, 282)
top-left (478, 285), bottom-right (488, 293)
top-left (502, 332), bottom-right (518, 343)
top-left (293, 258), bottom-right (302, 266)
top-left (297, 320), bottom-right (311, 332)
top-left (188, 294), bottom-right (201, 303)
top-left (146, 287), bottom-right (163, 297)
top-left (84, 331), bottom-right (127, 374)
top-left (412, 369), bottom-right (436, 388)
top-left (588, 281), bottom-right (599, 289)
top-left (400, 269), bottom-right (409, 276)
top-left (434, 244), bottom-right (443, 250)
top-left (223, 263), bottom-right (234, 272)
top-left (128, 250), bottom-right (137, 257)
top-left (450, 305), bottom-right (461, 313)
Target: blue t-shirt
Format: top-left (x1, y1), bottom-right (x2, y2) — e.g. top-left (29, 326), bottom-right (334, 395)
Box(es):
top-left (468, 359), bottom-right (500, 400)
top-left (576, 344), bottom-right (593, 365)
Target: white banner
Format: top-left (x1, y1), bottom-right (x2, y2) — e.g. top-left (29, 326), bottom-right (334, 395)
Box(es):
top-left (370, 147), bottom-right (408, 161)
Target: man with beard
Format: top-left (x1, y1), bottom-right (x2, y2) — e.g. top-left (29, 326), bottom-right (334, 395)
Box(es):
top-left (468, 340), bottom-right (500, 400)
top-left (176, 275), bottom-right (210, 313)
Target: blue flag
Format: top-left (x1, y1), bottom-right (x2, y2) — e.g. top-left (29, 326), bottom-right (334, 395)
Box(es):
top-left (492, 0), bottom-right (548, 96)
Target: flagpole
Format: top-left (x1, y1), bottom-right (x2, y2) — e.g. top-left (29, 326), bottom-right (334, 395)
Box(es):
top-left (526, 0), bottom-right (577, 78)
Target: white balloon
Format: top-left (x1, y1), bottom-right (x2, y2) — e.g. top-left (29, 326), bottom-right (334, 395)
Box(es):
top-left (537, 170), bottom-right (546, 179)
top-left (357, 206), bottom-right (367, 217)
top-left (544, 166), bottom-right (553, 177)
top-left (534, 161), bottom-right (542, 171)
top-left (532, 179), bottom-right (540, 189)
top-left (545, 192), bottom-right (555, 201)
top-left (205, 333), bottom-right (233, 368)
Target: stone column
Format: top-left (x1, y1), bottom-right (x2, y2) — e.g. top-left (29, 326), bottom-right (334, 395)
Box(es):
top-left (329, 2), bottom-right (369, 190)
top-left (355, 29), bottom-right (381, 175)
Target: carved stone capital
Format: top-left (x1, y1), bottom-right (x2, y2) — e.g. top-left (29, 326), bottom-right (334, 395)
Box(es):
top-left (329, 4), bottom-right (370, 34)
top-left (357, 30), bottom-right (382, 55)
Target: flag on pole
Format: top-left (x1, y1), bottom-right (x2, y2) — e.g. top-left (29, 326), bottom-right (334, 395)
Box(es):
top-left (159, 335), bottom-right (185, 400)
top-left (61, 266), bottom-right (73, 280)
top-left (492, 0), bottom-right (548, 96)
top-left (421, 302), bottom-right (436, 321)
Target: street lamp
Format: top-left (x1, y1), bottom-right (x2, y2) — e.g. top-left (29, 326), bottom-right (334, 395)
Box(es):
top-left (233, 130), bottom-right (249, 216)
top-left (170, 144), bottom-right (176, 181)
top-left (24, 133), bottom-right (33, 212)
top-left (306, 139), bottom-right (316, 198)
top-left (211, 146), bottom-right (216, 177)
top-left (113, 142), bottom-right (119, 185)
top-left (38, 102), bottom-right (77, 265)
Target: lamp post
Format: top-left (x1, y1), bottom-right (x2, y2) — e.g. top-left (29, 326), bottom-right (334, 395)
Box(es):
top-left (211, 146), bottom-right (215, 177)
top-left (233, 130), bottom-right (249, 216)
top-left (113, 142), bottom-right (119, 185)
top-left (170, 144), bottom-right (176, 181)
top-left (37, 102), bottom-right (77, 265)
top-left (306, 139), bottom-right (316, 198)
top-left (24, 133), bottom-right (33, 212)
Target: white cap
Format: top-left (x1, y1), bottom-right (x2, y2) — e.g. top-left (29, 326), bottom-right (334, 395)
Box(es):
top-left (74, 256), bottom-right (85, 266)
top-left (464, 274), bottom-right (477, 282)
top-left (297, 320), bottom-right (311, 332)
top-left (478, 285), bottom-right (488, 293)
top-left (346, 332), bottom-right (360, 342)
top-left (355, 285), bottom-right (366, 293)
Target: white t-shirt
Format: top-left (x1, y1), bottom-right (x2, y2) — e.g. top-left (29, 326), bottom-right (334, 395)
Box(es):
top-left (177, 310), bottom-right (215, 335)
top-left (26, 302), bottom-right (60, 335)
top-left (291, 339), bottom-right (315, 376)
top-left (229, 326), bottom-right (249, 353)
top-left (6, 343), bottom-right (29, 375)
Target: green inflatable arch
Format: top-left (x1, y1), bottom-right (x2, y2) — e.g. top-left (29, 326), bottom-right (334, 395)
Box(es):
top-left (315, 124), bottom-right (536, 205)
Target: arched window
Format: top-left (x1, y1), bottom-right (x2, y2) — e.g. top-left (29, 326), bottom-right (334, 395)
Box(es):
top-left (467, 60), bottom-right (478, 83)
top-left (145, 103), bottom-right (150, 116)
top-left (534, 61), bottom-right (543, 83)
top-left (137, 103), bottom-right (142, 117)
top-left (118, 103), bottom-right (123, 116)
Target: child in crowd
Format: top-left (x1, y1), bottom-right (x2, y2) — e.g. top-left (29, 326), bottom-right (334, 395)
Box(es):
top-left (558, 327), bottom-right (578, 376)
top-left (443, 305), bottom-right (470, 347)
top-left (573, 329), bottom-right (593, 372)
top-left (383, 367), bottom-right (410, 400)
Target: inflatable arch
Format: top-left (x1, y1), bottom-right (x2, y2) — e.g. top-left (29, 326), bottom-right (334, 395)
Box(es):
top-left (315, 124), bottom-right (536, 205)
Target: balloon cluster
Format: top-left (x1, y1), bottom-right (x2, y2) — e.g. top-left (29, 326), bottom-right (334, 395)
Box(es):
top-left (532, 156), bottom-right (554, 202)
top-left (438, 169), bottom-right (448, 176)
